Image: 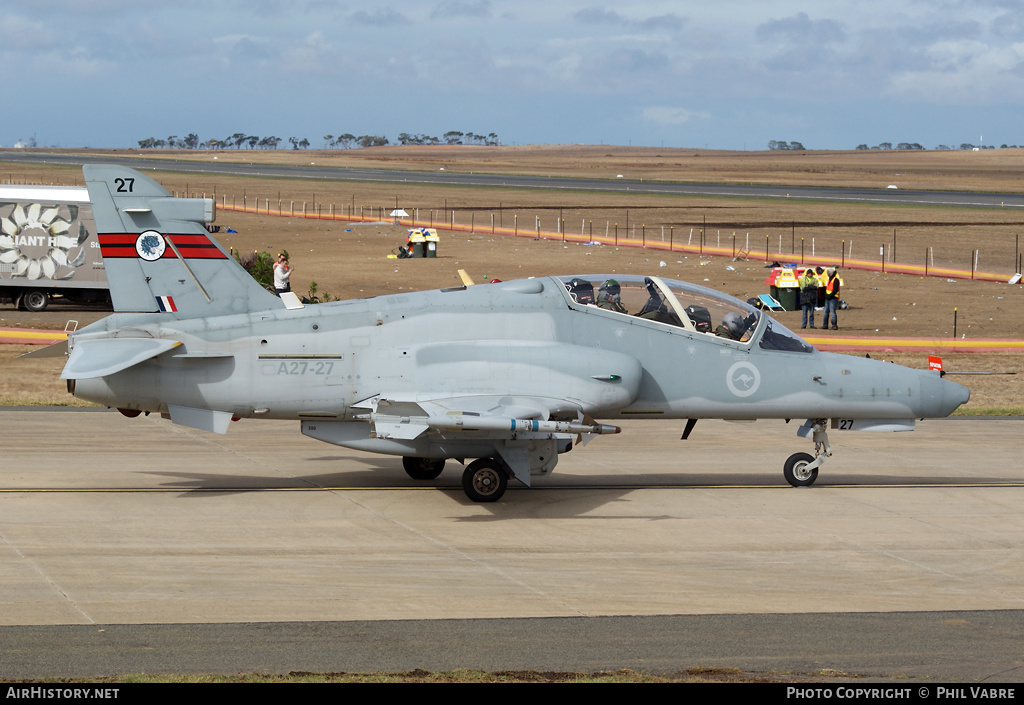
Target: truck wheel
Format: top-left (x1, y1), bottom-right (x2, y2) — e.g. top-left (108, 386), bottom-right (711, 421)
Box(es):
top-left (22, 290), bottom-right (49, 312)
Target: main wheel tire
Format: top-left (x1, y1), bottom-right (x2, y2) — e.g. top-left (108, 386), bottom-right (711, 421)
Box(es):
top-left (22, 289), bottom-right (48, 312)
top-left (402, 456), bottom-right (445, 480)
top-left (462, 458), bottom-right (508, 503)
top-left (783, 452), bottom-right (818, 487)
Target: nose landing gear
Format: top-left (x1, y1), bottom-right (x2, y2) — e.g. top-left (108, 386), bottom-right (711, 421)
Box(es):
top-left (784, 419), bottom-right (831, 487)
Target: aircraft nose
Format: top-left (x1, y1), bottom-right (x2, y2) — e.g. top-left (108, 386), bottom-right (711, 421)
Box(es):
top-left (943, 375), bottom-right (971, 414)
top-left (921, 372), bottom-right (970, 417)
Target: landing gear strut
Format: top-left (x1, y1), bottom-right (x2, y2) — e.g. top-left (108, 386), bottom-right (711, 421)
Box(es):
top-left (784, 419), bottom-right (831, 487)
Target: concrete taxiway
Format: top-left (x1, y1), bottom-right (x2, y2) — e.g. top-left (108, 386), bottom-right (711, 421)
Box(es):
top-left (1, 409), bottom-right (1023, 678)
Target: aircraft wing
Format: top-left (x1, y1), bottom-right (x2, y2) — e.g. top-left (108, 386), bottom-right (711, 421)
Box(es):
top-left (61, 338), bottom-right (182, 379)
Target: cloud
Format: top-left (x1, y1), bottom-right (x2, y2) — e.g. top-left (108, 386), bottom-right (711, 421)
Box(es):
top-left (888, 38), bottom-right (1024, 102)
top-left (573, 8), bottom-right (626, 25)
top-left (350, 7), bottom-right (411, 26)
top-left (642, 107), bottom-right (709, 125)
top-left (639, 14), bottom-right (686, 32)
top-left (607, 47), bottom-right (670, 72)
top-left (573, 7), bottom-right (685, 32)
top-left (431, 0), bottom-right (492, 20)
top-left (227, 35), bottom-right (277, 62)
top-left (0, 14), bottom-right (53, 50)
top-left (756, 12), bottom-right (846, 45)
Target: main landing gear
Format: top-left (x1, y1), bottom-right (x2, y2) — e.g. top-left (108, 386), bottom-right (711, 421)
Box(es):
top-left (402, 456), bottom-right (446, 480)
top-left (401, 454), bottom-right (517, 503)
top-left (401, 455), bottom-right (511, 502)
top-left (783, 419), bottom-right (831, 487)
top-left (462, 458), bottom-right (508, 503)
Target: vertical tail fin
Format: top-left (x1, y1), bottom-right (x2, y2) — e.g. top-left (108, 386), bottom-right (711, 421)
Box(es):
top-left (84, 165), bottom-right (282, 317)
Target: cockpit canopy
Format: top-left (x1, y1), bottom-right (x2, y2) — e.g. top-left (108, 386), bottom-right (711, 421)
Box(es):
top-left (557, 274), bottom-right (813, 353)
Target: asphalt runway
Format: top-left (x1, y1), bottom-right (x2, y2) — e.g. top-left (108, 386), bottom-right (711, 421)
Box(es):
top-left (3, 150), bottom-right (1023, 209)
top-left (1, 409), bottom-right (1022, 679)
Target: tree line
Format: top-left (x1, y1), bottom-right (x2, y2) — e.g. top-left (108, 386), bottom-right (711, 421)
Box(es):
top-left (772, 140), bottom-right (1021, 151)
top-left (137, 131), bottom-right (501, 150)
top-left (857, 142), bottom-right (1021, 150)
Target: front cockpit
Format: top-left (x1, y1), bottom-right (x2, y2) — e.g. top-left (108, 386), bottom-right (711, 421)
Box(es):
top-left (557, 274), bottom-right (813, 353)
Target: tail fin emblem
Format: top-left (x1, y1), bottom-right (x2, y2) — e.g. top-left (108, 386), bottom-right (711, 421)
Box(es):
top-left (136, 231), bottom-right (166, 261)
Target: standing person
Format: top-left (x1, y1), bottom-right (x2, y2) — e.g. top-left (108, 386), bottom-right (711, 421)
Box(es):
top-left (824, 266), bottom-right (841, 330)
top-left (273, 255), bottom-right (292, 296)
top-left (799, 267), bottom-right (817, 329)
top-left (815, 266), bottom-right (826, 311)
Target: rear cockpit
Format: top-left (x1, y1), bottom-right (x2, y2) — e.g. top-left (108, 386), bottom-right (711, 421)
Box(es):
top-left (557, 274), bottom-right (813, 353)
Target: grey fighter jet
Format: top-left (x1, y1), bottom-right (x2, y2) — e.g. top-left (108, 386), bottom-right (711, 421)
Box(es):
top-left (53, 166), bottom-right (969, 502)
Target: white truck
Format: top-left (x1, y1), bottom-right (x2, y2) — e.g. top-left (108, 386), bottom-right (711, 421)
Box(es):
top-left (0, 185), bottom-right (109, 311)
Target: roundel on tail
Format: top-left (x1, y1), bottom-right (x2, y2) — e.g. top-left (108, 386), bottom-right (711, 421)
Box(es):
top-left (135, 231), bottom-right (166, 261)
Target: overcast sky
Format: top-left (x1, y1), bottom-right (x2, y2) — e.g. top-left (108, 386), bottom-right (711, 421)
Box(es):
top-left (3, 0), bottom-right (1021, 150)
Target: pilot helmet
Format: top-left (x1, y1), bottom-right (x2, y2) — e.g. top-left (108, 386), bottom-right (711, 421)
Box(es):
top-left (599, 279), bottom-right (621, 300)
top-left (722, 311), bottom-right (744, 336)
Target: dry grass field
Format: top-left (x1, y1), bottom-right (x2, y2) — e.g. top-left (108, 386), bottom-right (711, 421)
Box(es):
top-left (2, 146), bottom-right (1023, 410)
top-left (20, 143), bottom-right (1024, 192)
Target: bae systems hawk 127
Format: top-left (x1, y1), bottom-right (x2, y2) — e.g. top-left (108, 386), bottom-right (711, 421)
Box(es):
top-left (43, 166), bottom-right (968, 502)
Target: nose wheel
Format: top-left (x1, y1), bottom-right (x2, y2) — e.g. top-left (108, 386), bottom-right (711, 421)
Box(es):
top-left (784, 419), bottom-right (831, 487)
top-left (784, 452), bottom-right (818, 486)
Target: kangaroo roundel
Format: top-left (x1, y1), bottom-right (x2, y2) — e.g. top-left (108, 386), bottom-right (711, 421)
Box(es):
top-left (135, 231), bottom-right (166, 261)
top-left (726, 360), bottom-right (761, 397)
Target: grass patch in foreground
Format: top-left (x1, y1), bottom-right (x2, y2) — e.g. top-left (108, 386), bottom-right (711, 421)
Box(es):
top-left (953, 406), bottom-right (1024, 416)
top-left (31, 667), bottom-right (783, 683)
top-left (0, 396), bottom-right (97, 407)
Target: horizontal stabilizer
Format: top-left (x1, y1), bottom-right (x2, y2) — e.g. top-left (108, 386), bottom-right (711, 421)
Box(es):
top-left (60, 338), bottom-right (181, 379)
top-left (19, 340), bottom-right (69, 359)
